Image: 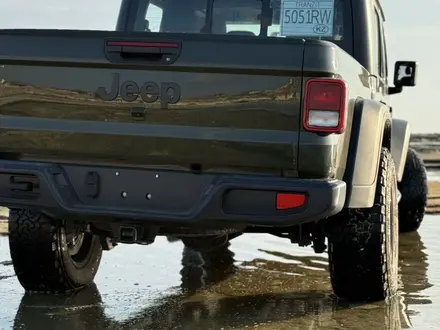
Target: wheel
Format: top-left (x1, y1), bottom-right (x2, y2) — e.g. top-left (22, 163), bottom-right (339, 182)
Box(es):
top-left (398, 147), bottom-right (428, 232)
top-left (328, 148), bottom-right (399, 301)
top-left (8, 209), bottom-right (103, 293)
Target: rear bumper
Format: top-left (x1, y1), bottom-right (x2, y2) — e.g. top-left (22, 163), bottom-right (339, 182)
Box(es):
top-left (0, 160), bottom-right (346, 227)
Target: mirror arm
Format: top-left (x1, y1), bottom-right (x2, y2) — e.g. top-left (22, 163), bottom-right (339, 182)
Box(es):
top-left (388, 85), bottom-right (403, 95)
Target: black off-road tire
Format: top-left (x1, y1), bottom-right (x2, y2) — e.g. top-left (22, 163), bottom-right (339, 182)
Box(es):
top-left (8, 209), bottom-right (103, 293)
top-left (398, 147), bottom-right (428, 233)
top-left (328, 148), bottom-right (399, 301)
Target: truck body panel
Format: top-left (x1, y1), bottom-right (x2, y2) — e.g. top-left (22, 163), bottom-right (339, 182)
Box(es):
top-left (298, 40), bottom-right (372, 180)
top-left (0, 31), bottom-right (304, 174)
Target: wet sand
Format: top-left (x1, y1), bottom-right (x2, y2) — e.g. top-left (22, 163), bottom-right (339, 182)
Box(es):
top-left (428, 181), bottom-right (440, 214)
top-left (0, 215), bottom-right (436, 329)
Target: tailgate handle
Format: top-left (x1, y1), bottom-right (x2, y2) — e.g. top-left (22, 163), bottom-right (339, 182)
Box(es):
top-left (105, 40), bottom-right (182, 64)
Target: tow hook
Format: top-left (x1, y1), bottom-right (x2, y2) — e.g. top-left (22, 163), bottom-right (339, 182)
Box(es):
top-left (119, 226), bottom-right (158, 245)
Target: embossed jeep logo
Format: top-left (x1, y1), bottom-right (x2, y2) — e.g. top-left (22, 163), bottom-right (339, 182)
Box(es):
top-left (96, 73), bottom-right (181, 109)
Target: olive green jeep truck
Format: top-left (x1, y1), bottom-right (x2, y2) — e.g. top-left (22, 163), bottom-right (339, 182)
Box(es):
top-left (0, 0), bottom-right (427, 301)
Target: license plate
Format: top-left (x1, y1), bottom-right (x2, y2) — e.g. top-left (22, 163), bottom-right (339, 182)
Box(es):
top-left (280, 0), bottom-right (335, 38)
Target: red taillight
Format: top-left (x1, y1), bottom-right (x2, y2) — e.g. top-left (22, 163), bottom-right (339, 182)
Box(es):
top-left (303, 78), bottom-right (347, 134)
top-left (276, 193), bottom-right (306, 210)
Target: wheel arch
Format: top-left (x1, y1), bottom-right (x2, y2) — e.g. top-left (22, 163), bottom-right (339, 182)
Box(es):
top-left (343, 98), bottom-right (392, 208)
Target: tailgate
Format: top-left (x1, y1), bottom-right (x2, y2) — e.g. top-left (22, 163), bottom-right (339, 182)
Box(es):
top-left (0, 31), bottom-right (304, 173)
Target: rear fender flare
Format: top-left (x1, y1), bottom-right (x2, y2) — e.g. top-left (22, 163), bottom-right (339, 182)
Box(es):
top-left (343, 98), bottom-right (392, 208)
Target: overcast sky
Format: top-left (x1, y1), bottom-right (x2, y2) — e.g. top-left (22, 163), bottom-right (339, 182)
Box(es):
top-left (0, 0), bottom-right (437, 133)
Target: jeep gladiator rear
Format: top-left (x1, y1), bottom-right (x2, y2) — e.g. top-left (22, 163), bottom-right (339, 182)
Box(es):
top-left (0, 31), bottom-right (351, 225)
top-left (0, 0), bottom-right (420, 302)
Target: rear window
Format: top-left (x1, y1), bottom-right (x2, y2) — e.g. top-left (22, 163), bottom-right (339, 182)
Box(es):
top-left (0, 0), bottom-right (350, 44)
top-left (138, 0), bottom-right (346, 40)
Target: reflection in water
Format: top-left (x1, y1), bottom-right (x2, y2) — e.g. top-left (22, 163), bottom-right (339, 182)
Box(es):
top-left (180, 243), bottom-right (237, 294)
top-left (399, 231), bottom-right (432, 327)
top-left (13, 283), bottom-right (108, 330)
top-left (12, 232), bottom-right (430, 330)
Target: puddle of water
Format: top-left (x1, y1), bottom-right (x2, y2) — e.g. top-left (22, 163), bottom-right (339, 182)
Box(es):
top-left (0, 216), bottom-right (438, 329)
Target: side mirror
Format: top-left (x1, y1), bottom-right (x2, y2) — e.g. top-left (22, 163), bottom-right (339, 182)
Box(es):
top-left (389, 61), bottom-right (418, 95)
top-left (394, 61), bottom-right (417, 87)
